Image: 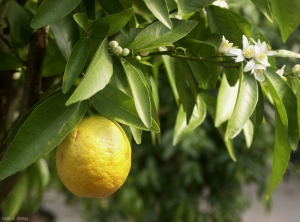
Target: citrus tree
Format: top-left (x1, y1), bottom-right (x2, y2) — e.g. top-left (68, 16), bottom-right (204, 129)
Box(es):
top-left (0, 0), bottom-right (300, 219)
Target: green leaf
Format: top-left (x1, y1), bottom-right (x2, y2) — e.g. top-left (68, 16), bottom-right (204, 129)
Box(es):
top-left (266, 109), bottom-right (292, 200)
top-left (186, 51), bottom-right (220, 89)
top-left (1, 173), bottom-right (27, 217)
top-left (243, 119), bottom-right (254, 148)
top-left (73, 13), bottom-right (89, 32)
top-left (215, 74), bottom-right (239, 127)
top-left (97, 0), bottom-right (125, 14)
top-left (42, 38), bottom-right (66, 77)
top-left (3, 90), bottom-right (62, 144)
top-left (0, 50), bottom-right (22, 71)
top-left (6, 0), bottom-right (33, 47)
top-left (0, 92), bottom-right (88, 180)
top-left (130, 126), bottom-right (142, 144)
top-left (173, 94), bottom-right (206, 145)
top-left (91, 8), bottom-right (134, 37)
top-left (269, 0), bottom-right (300, 42)
top-left (274, 50), bottom-right (300, 59)
top-left (143, 0), bottom-right (172, 29)
top-left (224, 67), bottom-right (240, 86)
top-left (252, 83), bottom-right (264, 142)
top-left (265, 68), bottom-right (299, 150)
top-left (83, 0), bottom-right (95, 20)
top-left (50, 14), bottom-right (80, 60)
top-left (207, 6), bottom-right (242, 48)
top-left (30, 0), bottom-right (81, 29)
top-left (90, 86), bottom-right (160, 132)
top-left (122, 60), bottom-right (152, 128)
top-left (178, 0), bottom-right (215, 16)
top-left (227, 69), bottom-right (258, 139)
top-left (162, 56), bottom-right (179, 104)
top-left (62, 38), bottom-right (90, 94)
top-left (251, 0), bottom-right (273, 22)
top-left (128, 19), bottom-right (198, 52)
top-left (66, 38), bottom-right (113, 105)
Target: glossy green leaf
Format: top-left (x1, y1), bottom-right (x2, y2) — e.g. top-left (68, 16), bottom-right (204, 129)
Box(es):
top-left (42, 38), bottom-right (66, 77)
top-left (0, 50), bottom-right (22, 71)
top-left (270, 0), bottom-right (300, 42)
top-left (215, 74), bottom-right (239, 127)
top-left (30, 0), bottom-right (81, 29)
top-left (173, 94), bottom-right (206, 145)
top-left (143, 0), bottom-right (172, 29)
top-left (130, 126), bottom-right (142, 144)
top-left (90, 86), bottom-right (160, 132)
top-left (122, 61), bottom-right (152, 128)
top-left (1, 173), bottom-right (27, 217)
top-left (295, 76), bottom-right (300, 134)
top-left (6, 0), bottom-right (33, 47)
top-left (243, 119), bottom-right (254, 148)
top-left (266, 109), bottom-right (292, 200)
top-left (224, 67), bottom-right (240, 87)
top-left (0, 92), bottom-right (88, 180)
top-left (274, 50), bottom-right (300, 59)
top-left (252, 83), bottom-right (264, 142)
top-left (162, 56), bottom-right (179, 104)
top-left (177, 0), bottom-right (215, 16)
top-left (207, 6), bottom-right (242, 48)
top-left (62, 38), bottom-right (91, 94)
top-left (227, 70), bottom-right (258, 139)
top-left (251, 0), bottom-right (273, 22)
top-left (265, 68), bottom-right (299, 150)
top-left (3, 90), bottom-right (62, 144)
top-left (128, 19), bottom-right (198, 52)
top-left (50, 14), bottom-right (80, 60)
top-left (73, 13), bottom-right (89, 32)
top-left (91, 8), bottom-right (134, 37)
top-left (66, 38), bottom-right (113, 105)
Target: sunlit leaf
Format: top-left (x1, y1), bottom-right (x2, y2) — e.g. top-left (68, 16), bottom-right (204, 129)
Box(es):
top-left (251, 0), bottom-right (273, 22)
top-left (62, 38), bottom-right (90, 94)
top-left (243, 119), bottom-right (254, 148)
top-left (90, 86), bottom-right (159, 132)
top-left (73, 13), bottom-right (89, 32)
top-left (143, 0), bottom-right (172, 29)
top-left (227, 69), bottom-right (258, 139)
top-left (266, 109), bottom-right (292, 200)
top-left (129, 19), bottom-right (198, 52)
top-left (122, 60), bottom-right (152, 128)
top-left (173, 94), bottom-right (206, 145)
top-left (66, 38), bottom-right (113, 105)
top-left (269, 0), bottom-right (300, 42)
top-left (178, 0), bottom-right (215, 16)
top-left (30, 0), bottom-right (81, 29)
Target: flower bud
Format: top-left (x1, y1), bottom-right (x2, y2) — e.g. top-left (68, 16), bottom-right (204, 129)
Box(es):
top-left (12, 72), bottom-right (21, 80)
top-left (108, 41), bottom-right (118, 48)
top-left (199, 9), bottom-right (207, 18)
top-left (292, 64), bottom-right (300, 75)
top-left (111, 46), bottom-right (122, 55)
top-left (122, 48), bottom-right (130, 56)
top-left (139, 51), bottom-right (149, 57)
top-left (135, 55), bottom-right (141, 61)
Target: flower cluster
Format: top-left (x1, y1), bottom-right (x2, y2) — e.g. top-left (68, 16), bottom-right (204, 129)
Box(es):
top-left (218, 35), bottom-right (277, 82)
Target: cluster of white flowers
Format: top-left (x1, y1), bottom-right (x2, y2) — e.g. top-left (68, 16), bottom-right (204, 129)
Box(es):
top-left (218, 35), bottom-right (278, 82)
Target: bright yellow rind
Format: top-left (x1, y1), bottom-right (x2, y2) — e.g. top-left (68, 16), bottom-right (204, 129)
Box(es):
top-left (56, 115), bottom-right (131, 198)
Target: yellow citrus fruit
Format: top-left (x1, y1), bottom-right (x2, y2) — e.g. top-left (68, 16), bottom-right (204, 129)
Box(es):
top-left (56, 115), bottom-right (131, 198)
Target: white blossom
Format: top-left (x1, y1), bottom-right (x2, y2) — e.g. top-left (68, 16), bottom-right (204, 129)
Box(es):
top-left (218, 36), bottom-right (242, 57)
top-left (251, 64), bottom-right (266, 82)
top-left (276, 65), bottom-right (286, 77)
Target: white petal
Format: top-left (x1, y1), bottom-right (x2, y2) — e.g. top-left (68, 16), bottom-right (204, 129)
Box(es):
top-left (254, 72), bottom-right (265, 82)
top-left (235, 54), bottom-right (245, 63)
top-left (242, 35), bottom-right (249, 51)
top-left (267, 51), bottom-right (278, 56)
top-left (244, 59), bottom-right (255, 72)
